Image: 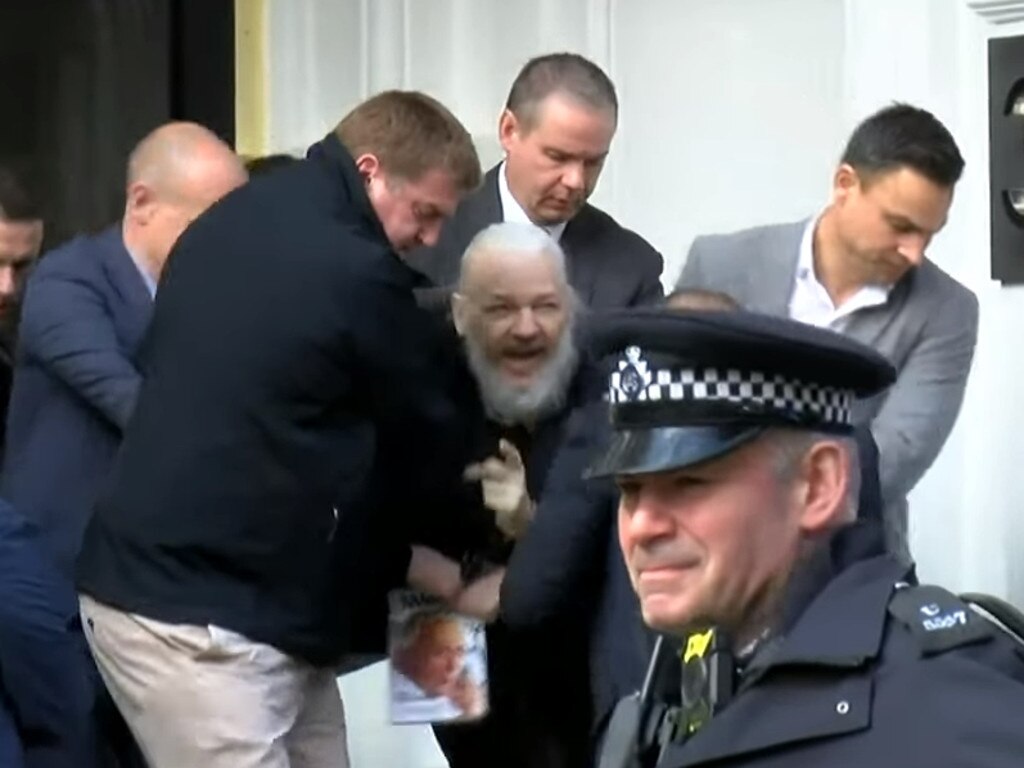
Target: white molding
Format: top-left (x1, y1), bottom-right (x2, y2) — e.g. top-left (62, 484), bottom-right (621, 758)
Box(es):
top-left (967, 0), bottom-right (1024, 25)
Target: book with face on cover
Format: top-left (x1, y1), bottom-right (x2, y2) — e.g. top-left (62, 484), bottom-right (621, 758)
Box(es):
top-left (387, 589), bottom-right (490, 725)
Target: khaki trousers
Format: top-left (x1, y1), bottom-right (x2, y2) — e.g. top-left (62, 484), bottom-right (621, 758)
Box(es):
top-left (80, 595), bottom-right (349, 768)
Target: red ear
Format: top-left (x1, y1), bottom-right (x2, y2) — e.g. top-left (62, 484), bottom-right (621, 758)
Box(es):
top-left (797, 441), bottom-right (848, 534)
top-left (498, 110), bottom-right (519, 151)
top-left (125, 182), bottom-right (155, 224)
top-left (353, 153), bottom-right (380, 182)
top-left (833, 163), bottom-right (860, 203)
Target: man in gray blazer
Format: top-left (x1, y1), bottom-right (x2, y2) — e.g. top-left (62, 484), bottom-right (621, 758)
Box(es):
top-left (677, 103), bottom-right (978, 562)
top-left (410, 52), bottom-right (664, 309)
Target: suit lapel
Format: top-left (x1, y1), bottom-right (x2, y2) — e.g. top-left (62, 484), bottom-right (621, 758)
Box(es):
top-left (561, 208), bottom-right (599, 306)
top-left (842, 273), bottom-right (911, 349)
top-left (749, 221), bottom-right (805, 316)
top-left (475, 165), bottom-right (602, 305)
top-left (462, 165), bottom-right (503, 236)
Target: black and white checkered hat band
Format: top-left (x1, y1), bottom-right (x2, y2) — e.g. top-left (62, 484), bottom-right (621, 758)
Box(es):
top-left (609, 348), bottom-right (854, 429)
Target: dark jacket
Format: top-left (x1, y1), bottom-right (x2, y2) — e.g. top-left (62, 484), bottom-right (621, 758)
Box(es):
top-left (0, 334), bottom-right (12, 464)
top-left (0, 499), bottom-right (95, 768)
top-left (409, 165), bottom-right (665, 309)
top-left (76, 135), bottom-right (465, 666)
top-left (3, 226), bottom-right (151, 578)
top-left (502, 415), bottom-right (887, 747)
top-left (654, 522), bottom-right (1024, 767)
top-left (420, 321), bottom-right (606, 768)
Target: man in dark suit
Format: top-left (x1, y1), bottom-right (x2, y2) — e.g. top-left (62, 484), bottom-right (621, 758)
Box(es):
top-left (76, 91), bottom-right (482, 768)
top-left (0, 498), bottom-right (96, 768)
top-left (0, 167), bottom-right (45, 459)
top-left (410, 53), bottom-right (664, 309)
top-left (2, 122), bottom-right (247, 579)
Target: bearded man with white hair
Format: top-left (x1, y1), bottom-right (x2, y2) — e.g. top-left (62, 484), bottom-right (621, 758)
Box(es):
top-left (419, 221), bottom-right (603, 768)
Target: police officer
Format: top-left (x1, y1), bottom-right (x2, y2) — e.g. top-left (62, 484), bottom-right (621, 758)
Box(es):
top-left (591, 308), bottom-right (1024, 768)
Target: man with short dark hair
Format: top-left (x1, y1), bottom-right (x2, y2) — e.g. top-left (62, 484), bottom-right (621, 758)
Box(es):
top-left (411, 52), bottom-right (663, 308)
top-left (591, 309), bottom-right (1024, 768)
top-left (0, 167), bottom-right (44, 457)
top-left (76, 91), bottom-right (482, 768)
top-left (676, 103), bottom-right (977, 561)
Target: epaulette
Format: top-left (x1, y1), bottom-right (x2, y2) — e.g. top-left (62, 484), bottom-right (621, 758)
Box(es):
top-left (960, 592), bottom-right (1024, 649)
top-left (888, 583), bottom-right (994, 655)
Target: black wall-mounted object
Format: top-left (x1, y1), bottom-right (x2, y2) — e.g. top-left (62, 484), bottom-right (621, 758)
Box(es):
top-left (989, 35), bottom-right (1024, 285)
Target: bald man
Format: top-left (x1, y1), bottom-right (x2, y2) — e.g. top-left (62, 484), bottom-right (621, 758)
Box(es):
top-left (1, 120), bottom-right (246, 578)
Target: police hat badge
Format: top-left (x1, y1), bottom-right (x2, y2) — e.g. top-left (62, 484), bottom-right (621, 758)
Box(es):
top-left (612, 345), bottom-right (651, 403)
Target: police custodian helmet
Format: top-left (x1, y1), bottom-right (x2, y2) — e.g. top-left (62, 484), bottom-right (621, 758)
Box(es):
top-left (586, 308), bottom-right (897, 478)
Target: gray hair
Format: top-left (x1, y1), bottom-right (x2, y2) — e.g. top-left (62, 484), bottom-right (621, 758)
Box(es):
top-left (459, 222), bottom-right (570, 292)
top-left (457, 222), bottom-right (582, 425)
top-left (505, 52), bottom-right (618, 130)
top-left (395, 610), bottom-right (462, 652)
top-left (765, 429), bottom-right (861, 524)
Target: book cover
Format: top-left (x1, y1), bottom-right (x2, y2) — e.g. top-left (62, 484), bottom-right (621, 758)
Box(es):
top-left (387, 589), bottom-right (489, 725)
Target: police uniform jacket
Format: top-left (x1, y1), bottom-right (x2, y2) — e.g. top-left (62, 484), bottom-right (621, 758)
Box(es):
top-left (656, 523), bottom-right (1024, 768)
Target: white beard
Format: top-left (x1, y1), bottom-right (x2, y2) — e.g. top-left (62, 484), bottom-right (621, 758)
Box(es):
top-left (465, 329), bottom-right (579, 426)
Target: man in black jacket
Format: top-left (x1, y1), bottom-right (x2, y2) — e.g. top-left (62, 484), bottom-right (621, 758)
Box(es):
top-left (76, 91), bottom-right (482, 768)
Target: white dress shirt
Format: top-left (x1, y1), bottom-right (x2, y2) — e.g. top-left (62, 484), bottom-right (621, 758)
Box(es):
top-left (497, 161), bottom-right (567, 242)
top-left (126, 246), bottom-right (157, 298)
top-left (787, 215), bottom-right (890, 331)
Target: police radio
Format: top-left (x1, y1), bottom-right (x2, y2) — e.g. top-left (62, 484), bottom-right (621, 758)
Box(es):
top-left (598, 628), bottom-right (736, 768)
top-left (597, 635), bottom-right (677, 768)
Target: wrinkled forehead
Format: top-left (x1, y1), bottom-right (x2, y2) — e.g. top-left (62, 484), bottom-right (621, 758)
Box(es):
top-left (0, 218), bottom-right (44, 260)
top-left (464, 247), bottom-right (567, 300)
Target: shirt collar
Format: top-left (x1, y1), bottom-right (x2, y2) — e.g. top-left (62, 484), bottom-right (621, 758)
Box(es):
top-left (796, 213), bottom-right (892, 312)
top-left (124, 245), bottom-right (157, 299)
top-left (498, 161), bottom-right (568, 242)
top-left (795, 214), bottom-right (819, 282)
